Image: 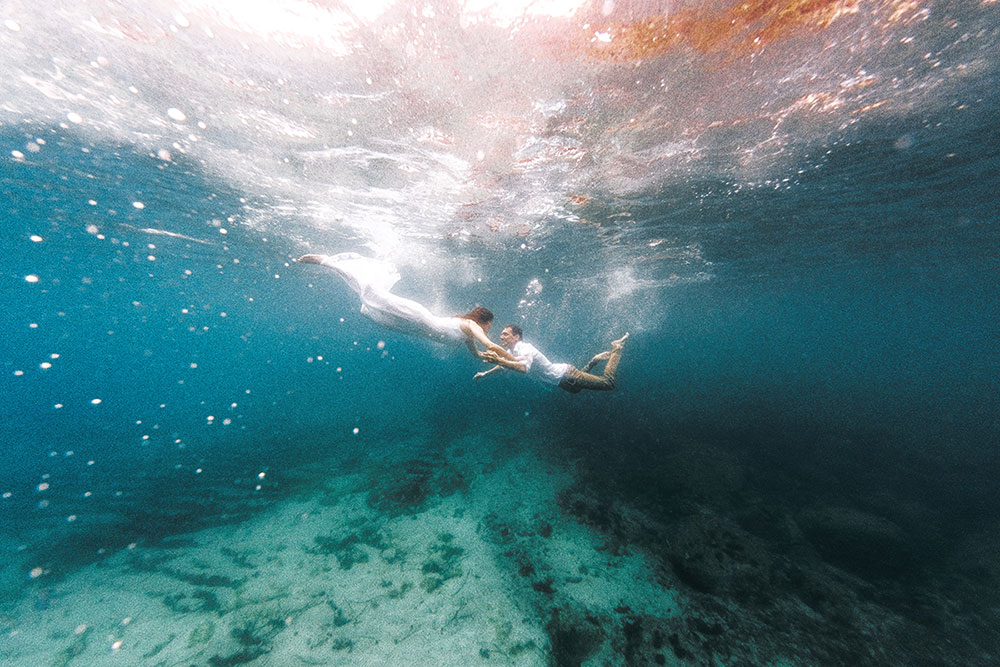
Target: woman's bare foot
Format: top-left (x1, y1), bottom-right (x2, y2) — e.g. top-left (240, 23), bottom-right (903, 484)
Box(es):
top-left (611, 332), bottom-right (629, 350)
top-left (294, 254), bottom-right (324, 264)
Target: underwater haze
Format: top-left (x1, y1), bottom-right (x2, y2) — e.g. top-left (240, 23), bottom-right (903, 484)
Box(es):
top-left (2, 1), bottom-right (999, 665)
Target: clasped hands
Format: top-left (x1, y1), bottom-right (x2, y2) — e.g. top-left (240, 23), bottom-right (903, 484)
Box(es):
top-left (479, 349), bottom-right (503, 363)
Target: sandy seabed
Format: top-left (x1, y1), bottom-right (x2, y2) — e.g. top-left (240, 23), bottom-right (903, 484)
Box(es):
top-left (0, 436), bottom-right (683, 666)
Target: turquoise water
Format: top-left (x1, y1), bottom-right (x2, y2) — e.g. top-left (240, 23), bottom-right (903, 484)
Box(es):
top-left (2, 1), bottom-right (999, 665)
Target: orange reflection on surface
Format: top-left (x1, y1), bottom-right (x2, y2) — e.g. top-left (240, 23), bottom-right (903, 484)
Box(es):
top-left (853, 99), bottom-right (889, 113)
top-left (575, 0), bottom-right (922, 61)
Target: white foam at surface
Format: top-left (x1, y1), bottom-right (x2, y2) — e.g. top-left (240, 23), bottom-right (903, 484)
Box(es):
top-left (0, 0), bottom-right (992, 292)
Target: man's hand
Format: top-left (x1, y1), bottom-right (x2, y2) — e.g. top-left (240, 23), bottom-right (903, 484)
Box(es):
top-left (481, 350), bottom-right (501, 363)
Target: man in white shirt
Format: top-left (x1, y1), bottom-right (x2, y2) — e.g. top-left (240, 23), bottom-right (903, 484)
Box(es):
top-left (475, 325), bottom-right (628, 393)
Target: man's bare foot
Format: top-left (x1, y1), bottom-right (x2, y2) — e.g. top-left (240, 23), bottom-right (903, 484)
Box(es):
top-left (611, 332), bottom-right (629, 351)
top-left (582, 350), bottom-right (612, 371)
top-left (591, 350), bottom-right (612, 363)
top-left (294, 254), bottom-right (324, 264)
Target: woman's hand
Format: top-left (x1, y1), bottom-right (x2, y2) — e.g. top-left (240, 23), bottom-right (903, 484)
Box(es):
top-left (486, 342), bottom-right (516, 361)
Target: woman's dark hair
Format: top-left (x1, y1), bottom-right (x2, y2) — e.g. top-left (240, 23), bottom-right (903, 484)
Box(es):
top-left (457, 306), bottom-right (494, 326)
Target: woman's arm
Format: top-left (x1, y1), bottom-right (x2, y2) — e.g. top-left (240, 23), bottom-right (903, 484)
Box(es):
top-left (460, 320), bottom-right (518, 361)
top-left (465, 339), bottom-right (483, 358)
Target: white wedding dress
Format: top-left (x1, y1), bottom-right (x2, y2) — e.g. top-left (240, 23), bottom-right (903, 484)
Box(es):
top-left (319, 253), bottom-right (467, 345)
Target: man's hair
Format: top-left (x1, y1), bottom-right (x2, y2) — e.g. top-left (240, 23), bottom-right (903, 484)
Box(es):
top-left (458, 306), bottom-right (494, 326)
top-left (505, 324), bottom-right (523, 338)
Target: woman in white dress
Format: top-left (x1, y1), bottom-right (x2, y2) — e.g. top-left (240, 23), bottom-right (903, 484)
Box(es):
top-left (295, 253), bottom-right (515, 361)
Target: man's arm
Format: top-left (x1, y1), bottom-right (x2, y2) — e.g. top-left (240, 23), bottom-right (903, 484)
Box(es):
top-left (473, 365), bottom-right (504, 382)
top-left (481, 350), bottom-right (527, 373)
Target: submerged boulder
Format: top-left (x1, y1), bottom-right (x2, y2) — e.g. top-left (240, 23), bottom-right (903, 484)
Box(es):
top-left (797, 506), bottom-right (915, 579)
top-left (666, 511), bottom-right (774, 602)
top-left (545, 607), bottom-right (606, 667)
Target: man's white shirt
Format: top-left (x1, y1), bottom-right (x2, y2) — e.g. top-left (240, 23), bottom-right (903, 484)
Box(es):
top-left (511, 340), bottom-right (569, 386)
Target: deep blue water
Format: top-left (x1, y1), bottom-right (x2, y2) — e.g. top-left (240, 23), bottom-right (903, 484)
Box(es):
top-left (2, 1), bottom-right (1000, 665)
